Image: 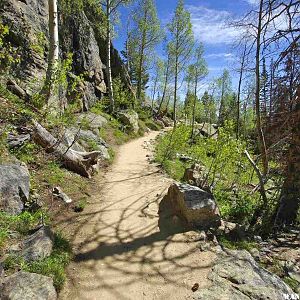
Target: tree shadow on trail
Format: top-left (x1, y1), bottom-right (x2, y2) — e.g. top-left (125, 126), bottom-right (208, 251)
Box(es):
top-left (57, 163), bottom-right (215, 300)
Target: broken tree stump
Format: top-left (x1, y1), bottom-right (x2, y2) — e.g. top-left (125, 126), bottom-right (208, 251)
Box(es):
top-left (32, 120), bottom-right (101, 178)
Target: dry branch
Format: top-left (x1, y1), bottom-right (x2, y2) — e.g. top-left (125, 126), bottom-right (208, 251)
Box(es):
top-left (244, 149), bottom-right (268, 205)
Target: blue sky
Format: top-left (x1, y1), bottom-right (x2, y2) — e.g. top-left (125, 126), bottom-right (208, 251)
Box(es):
top-left (113, 0), bottom-right (258, 94)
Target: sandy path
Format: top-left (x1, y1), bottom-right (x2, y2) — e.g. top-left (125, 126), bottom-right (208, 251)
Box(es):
top-left (60, 131), bottom-right (215, 300)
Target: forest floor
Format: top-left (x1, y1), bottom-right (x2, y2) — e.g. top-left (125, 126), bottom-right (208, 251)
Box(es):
top-left (59, 130), bottom-right (216, 300)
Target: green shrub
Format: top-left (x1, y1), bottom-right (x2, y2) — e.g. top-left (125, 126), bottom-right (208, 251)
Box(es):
top-left (155, 122), bottom-right (264, 225)
top-left (4, 232), bottom-right (72, 291)
top-left (218, 236), bottom-right (257, 252)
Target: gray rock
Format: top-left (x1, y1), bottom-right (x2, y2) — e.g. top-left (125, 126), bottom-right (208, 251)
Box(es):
top-left (161, 116), bottom-right (173, 127)
top-left (161, 183), bottom-right (221, 228)
top-left (0, 163), bottom-right (30, 215)
top-left (183, 163), bottom-right (209, 190)
top-left (216, 220), bottom-right (246, 240)
top-left (7, 133), bottom-right (31, 148)
top-left (0, 271), bottom-right (57, 300)
top-left (193, 249), bottom-right (294, 300)
top-left (6, 79), bottom-right (28, 100)
top-left (77, 113), bottom-right (108, 130)
top-left (117, 110), bottom-right (139, 134)
top-left (21, 226), bottom-right (54, 262)
top-left (67, 127), bottom-right (110, 160)
top-left (0, 0), bottom-right (132, 109)
top-left (249, 247), bottom-right (260, 260)
top-left (62, 129), bottom-right (86, 152)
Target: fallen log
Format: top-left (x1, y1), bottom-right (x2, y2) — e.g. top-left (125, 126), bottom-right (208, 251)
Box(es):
top-left (32, 120), bottom-right (101, 178)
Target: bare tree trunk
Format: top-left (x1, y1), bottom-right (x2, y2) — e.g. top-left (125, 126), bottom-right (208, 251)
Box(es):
top-left (218, 77), bottom-right (225, 126)
top-left (151, 73), bottom-right (158, 113)
top-left (157, 56), bottom-right (170, 115)
top-left (106, 0), bottom-right (114, 113)
top-left (236, 45), bottom-right (246, 139)
top-left (255, 0), bottom-right (269, 176)
top-left (191, 76), bottom-right (198, 139)
top-left (32, 120), bottom-right (102, 178)
top-left (45, 0), bottom-right (59, 111)
top-left (137, 9), bottom-right (147, 104)
top-left (173, 57), bottom-right (178, 127)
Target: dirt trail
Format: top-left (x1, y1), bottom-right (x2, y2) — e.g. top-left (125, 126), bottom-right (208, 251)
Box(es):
top-left (60, 131), bottom-right (215, 300)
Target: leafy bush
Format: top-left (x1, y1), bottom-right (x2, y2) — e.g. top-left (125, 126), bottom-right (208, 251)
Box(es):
top-left (113, 76), bottom-right (135, 110)
top-left (155, 122), bottom-right (263, 225)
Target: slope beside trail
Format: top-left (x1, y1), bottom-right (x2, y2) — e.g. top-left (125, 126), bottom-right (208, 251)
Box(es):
top-left (60, 131), bottom-right (216, 300)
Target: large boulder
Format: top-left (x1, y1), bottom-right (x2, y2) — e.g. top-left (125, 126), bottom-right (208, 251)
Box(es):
top-left (193, 250), bottom-right (294, 300)
top-left (160, 183), bottom-right (221, 228)
top-left (117, 110), bottom-right (139, 134)
top-left (64, 127), bottom-right (110, 160)
top-left (0, 163), bottom-right (30, 215)
top-left (20, 226), bottom-right (54, 262)
top-left (0, 271), bottom-right (57, 300)
top-left (77, 113), bottom-right (108, 131)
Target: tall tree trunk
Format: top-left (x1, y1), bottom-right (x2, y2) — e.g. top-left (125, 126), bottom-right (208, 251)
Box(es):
top-left (191, 76), bottom-right (198, 139)
top-left (173, 57), bottom-right (179, 127)
top-left (151, 73), bottom-right (158, 113)
top-left (218, 78), bottom-right (225, 126)
top-left (157, 56), bottom-right (170, 115)
top-left (236, 45), bottom-right (246, 139)
top-left (255, 0), bottom-right (268, 176)
top-left (137, 9), bottom-right (147, 104)
top-left (274, 96), bottom-right (300, 227)
top-left (106, 0), bottom-right (114, 113)
top-left (45, 0), bottom-right (59, 111)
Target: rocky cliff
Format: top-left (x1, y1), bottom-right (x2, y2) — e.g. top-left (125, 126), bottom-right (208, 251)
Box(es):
top-left (0, 0), bottom-right (132, 110)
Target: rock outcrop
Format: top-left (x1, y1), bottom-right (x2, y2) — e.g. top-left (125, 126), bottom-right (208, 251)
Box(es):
top-left (193, 250), bottom-right (294, 300)
top-left (117, 110), bottom-right (139, 134)
top-left (12, 226), bottom-right (54, 262)
top-left (0, 163), bottom-right (30, 215)
top-left (0, 0), bottom-right (132, 110)
top-left (160, 183), bottom-right (221, 228)
top-left (0, 271), bottom-right (57, 300)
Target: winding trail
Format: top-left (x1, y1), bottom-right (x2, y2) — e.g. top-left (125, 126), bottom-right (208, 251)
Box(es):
top-left (60, 131), bottom-right (215, 300)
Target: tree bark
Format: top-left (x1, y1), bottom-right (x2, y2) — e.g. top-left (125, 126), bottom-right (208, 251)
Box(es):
top-left (32, 120), bottom-right (102, 178)
top-left (255, 0), bottom-right (269, 176)
top-left (157, 56), bottom-right (170, 115)
top-left (137, 9), bottom-right (148, 104)
top-left (191, 75), bottom-right (198, 139)
top-left (236, 44), bottom-right (246, 139)
top-left (106, 0), bottom-right (114, 113)
top-left (45, 0), bottom-right (59, 111)
top-left (173, 56), bottom-right (178, 127)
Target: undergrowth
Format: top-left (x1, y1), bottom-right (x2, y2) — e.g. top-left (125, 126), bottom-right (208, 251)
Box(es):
top-left (155, 122), bottom-right (279, 226)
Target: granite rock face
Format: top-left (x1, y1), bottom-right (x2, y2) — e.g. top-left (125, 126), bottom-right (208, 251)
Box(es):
top-left (0, 0), bottom-right (132, 109)
top-left (0, 271), bottom-right (57, 300)
top-left (21, 226), bottom-right (54, 262)
top-left (193, 250), bottom-right (294, 300)
top-left (0, 163), bottom-right (30, 215)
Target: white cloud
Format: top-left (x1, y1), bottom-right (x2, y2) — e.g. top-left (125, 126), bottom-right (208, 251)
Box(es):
top-left (245, 0), bottom-right (259, 5)
top-left (187, 5), bottom-right (242, 45)
top-left (205, 53), bottom-right (235, 61)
